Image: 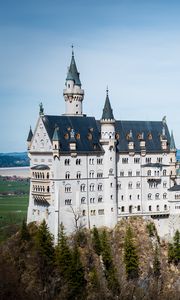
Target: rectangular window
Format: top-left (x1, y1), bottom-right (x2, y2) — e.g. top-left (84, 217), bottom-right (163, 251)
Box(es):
top-left (134, 158), bottom-right (140, 164)
top-left (98, 209), bottom-right (104, 215)
top-left (122, 158), bottom-right (128, 164)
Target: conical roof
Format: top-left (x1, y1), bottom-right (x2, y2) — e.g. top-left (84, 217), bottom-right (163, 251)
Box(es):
top-left (52, 126), bottom-right (60, 141)
top-left (170, 131), bottom-right (176, 151)
top-left (101, 89), bottom-right (114, 120)
top-left (27, 127), bottom-right (33, 142)
top-left (66, 50), bottom-right (81, 86)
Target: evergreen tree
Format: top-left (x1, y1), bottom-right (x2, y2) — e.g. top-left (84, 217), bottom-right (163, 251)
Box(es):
top-left (168, 242), bottom-right (174, 263)
top-left (173, 230), bottom-right (180, 265)
top-left (101, 230), bottom-right (120, 294)
top-left (153, 245), bottom-right (161, 277)
top-left (92, 226), bottom-right (102, 256)
top-left (35, 219), bottom-right (54, 264)
top-left (20, 219), bottom-right (30, 241)
top-left (124, 226), bottom-right (139, 280)
top-left (55, 223), bottom-right (72, 279)
top-left (70, 243), bottom-right (86, 299)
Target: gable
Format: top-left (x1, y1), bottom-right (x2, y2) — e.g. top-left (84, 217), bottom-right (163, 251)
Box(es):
top-left (30, 117), bottom-right (53, 152)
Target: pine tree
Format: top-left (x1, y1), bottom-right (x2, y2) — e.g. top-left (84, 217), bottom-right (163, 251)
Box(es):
top-left (20, 219), bottom-right (30, 241)
top-left (55, 223), bottom-right (72, 279)
top-left (70, 243), bottom-right (86, 299)
top-left (153, 245), bottom-right (161, 277)
top-left (101, 230), bottom-right (120, 294)
top-left (168, 242), bottom-right (174, 263)
top-left (35, 219), bottom-right (54, 264)
top-left (173, 230), bottom-right (180, 265)
top-left (124, 226), bottom-right (139, 280)
top-left (92, 226), bottom-right (102, 256)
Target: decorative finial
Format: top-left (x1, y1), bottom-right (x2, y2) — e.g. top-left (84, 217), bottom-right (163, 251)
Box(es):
top-left (106, 86), bottom-right (109, 96)
top-left (70, 128), bottom-right (75, 139)
top-left (162, 116), bottom-right (166, 124)
top-left (39, 102), bottom-right (44, 116)
top-left (71, 44), bottom-right (74, 56)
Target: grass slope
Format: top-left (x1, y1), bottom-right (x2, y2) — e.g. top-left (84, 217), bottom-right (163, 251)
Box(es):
top-left (0, 178), bottom-right (29, 242)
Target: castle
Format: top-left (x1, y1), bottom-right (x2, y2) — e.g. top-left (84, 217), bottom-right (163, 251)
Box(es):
top-left (27, 50), bottom-right (180, 241)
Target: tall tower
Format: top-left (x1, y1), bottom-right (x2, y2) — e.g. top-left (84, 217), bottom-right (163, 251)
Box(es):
top-left (100, 89), bottom-right (117, 228)
top-left (63, 47), bottom-right (84, 115)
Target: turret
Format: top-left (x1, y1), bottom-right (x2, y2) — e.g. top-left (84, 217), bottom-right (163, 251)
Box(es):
top-left (100, 89), bottom-right (117, 228)
top-left (63, 47), bottom-right (84, 115)
top-left (52, 125), bottom-right (60, 159)
top-left (100, 88), bottom-right (115, 141)
top-left (170, 131), bottom-right (176, 152)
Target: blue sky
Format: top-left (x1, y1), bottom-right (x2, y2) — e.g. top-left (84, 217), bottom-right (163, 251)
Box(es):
top-left (1, 0), bottom-right (180, 152)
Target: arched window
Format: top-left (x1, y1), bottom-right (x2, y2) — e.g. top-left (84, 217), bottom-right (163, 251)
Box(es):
top-left (136, 182), bottom-right (140, 189)
top-left (129, 195), bottom-right (132, 200)
top-left (98, 183), bottom-right (103, 191)
top-left (163, 193), bottom-right (167, 199)
top-left (147, 170), bottom-right (151, 176)
top-left (156, 205), bottom-right (159, 211)
top-left (128, 170), bottom-right (132, 176)
top-left (65, 159), bottom-right (70, 166)
top-left (89, 171), bottom-right (94, 178)
top-left (76, 158), bottom-right (81, 165)
top-left (137, 194), bottom-right (140, 200)
top-left (163, 170), bottom-right (166, 176)
top-left (98, 196), bottom-right (103, 203)
top-left (128, 182), bottom-right (132, 189)
top-left (90, 184), bottom-right (95, 191)
top-left (80, 184), bottom-right (86, 192)
top-left (137, 205), bottom-right (141, 211)
top-left (117, 182), bottom-right (121, 189)
top-left (155, 193), bottom-right (159, 200)
top-left (76, 172), bottom-right (81, 179)
top-left (121, 206), bottom-right (125, 212)
top-left (81, 197), bottom-right (86, 204)
top-left (97, 170), bottom-right (103, 178)
top-left (149, 205), bottom-right (152, 211)
top-left (164, 204), bottom-right (167, 211)
top-left (47, 172), bottom-right (49, 179)
top-left (47, 186), bottom-right (50, 193)
top-left (148, 193), bottom-right (152, 200)
top-left (65, 172), bottom-right (70, 179)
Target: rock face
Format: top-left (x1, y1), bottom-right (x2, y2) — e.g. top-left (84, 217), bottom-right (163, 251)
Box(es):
top-left (0, 217), bottom-right (180, 300)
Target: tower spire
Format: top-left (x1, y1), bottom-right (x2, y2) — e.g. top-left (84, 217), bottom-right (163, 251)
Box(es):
top-left (63, 48), bottom-right (84, 115)
top-left (101, 88), bottom-right (114, 120)
top-left (170, 130), bottom-right (176, 151)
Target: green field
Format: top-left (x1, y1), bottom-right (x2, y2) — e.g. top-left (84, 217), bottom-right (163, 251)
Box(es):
top-left (0, 178), bottom-right (29, 242)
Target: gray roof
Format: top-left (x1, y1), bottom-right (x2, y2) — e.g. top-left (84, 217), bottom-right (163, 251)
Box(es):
top-left (27, 127), bottom-right (33, 142)
top-left (40, 115), bottom-right (172, 154)
top-left (114, 120), bottom-right (171, 153)
top-left (101, 92), bottom-right (114, 120)
top-left (142, 163), bottom-right (169, 168)
top-left (31, 164), bottom-right (50, 170)
top-left (66, 53), bottom-right (81, 86)
top-left (168, 185), bottom-right (180, 192)
top-left (170, 131), bottom-right (176, 151)
top-left (42, 115), bottom-right (103, 153)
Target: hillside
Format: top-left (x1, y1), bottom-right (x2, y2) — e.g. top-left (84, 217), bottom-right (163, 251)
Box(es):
top-left (0, 152), bottom-right (29, 167)
top-left (0, 217), bottom-right (180, 300)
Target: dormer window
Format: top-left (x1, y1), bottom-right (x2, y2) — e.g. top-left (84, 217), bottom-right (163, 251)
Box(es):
top-left (148, 133), bottom-right (152, 140)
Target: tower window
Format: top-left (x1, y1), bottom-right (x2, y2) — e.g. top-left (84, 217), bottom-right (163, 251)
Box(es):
top-left (68, 84), bottom-right (70, 88)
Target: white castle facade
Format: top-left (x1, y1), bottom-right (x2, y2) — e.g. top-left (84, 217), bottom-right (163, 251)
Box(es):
top-left (27, 51), bottom-right (180, 241)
